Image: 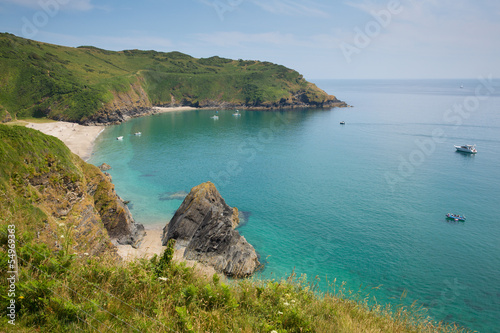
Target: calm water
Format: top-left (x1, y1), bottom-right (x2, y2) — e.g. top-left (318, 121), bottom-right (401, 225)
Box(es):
top-left (90, 79), bottom-right (500, 332)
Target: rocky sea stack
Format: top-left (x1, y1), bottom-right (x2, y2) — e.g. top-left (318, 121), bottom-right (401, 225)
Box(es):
top-left (162, 182), bottom-right (260, 278)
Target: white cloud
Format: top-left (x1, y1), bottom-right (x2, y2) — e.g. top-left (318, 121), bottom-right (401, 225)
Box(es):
top-left (250, 0), bottom-right (329, 17)
top-left (332, 0), bottom-right (500, 77)
top-left (94, 35), bottom-right (173, 50)
top-left (337, 0), bottom-right (500, 54)
top-left (197, 0), bottom-right (329, 18)
top-left (0, 0), bottom-right (94, 11)
top-left (195, 31), bottom-right (302, 47)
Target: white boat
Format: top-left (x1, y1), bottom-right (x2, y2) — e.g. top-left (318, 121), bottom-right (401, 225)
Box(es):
top-left (210, 115), bottom-right (219, 120)
top-left (454, 144), bottom-right (477, 154)
top-left (134, 132), bottom-right (142, 136)
top-left (232, 110), bottom-right (241, 116)
top-left (340, 121), bottom-right (345, 125)
top-left (116, 136), bottom-right (124, 140)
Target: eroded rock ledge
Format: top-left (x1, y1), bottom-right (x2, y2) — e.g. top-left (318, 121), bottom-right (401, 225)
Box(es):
top-left (162, 182), bottom-right (260, 278)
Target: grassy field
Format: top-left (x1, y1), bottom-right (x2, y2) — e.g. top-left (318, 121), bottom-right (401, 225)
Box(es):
top-left (0, 125), bottom-right (470, 332)
top-left (0, 33), bottom-right (338, 124)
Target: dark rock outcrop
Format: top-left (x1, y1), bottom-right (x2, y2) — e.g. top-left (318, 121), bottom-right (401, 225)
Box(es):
top-left (0, 109), bottom-right (12, 123)
top-left (85, 164), bottom-right (145, 248)
top-left (98, 163), bottom-right (111, 171)
top-left (162, 182), bottom-right (260, 277)
top-left (82, 81), bottom-right (153, 125)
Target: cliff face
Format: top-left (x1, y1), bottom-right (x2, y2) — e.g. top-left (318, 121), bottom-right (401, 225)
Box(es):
top-left (162, 182), bottom-right (260, 278)
top-left (165, 95), bottom-right (346, 111)
top-left (0, 106), bottom-right (11, 123)
top-left (82, 81), bottom-right (153, 125)
top-left (0, 125), bottom-right (144, 257)
top-left (83, 163), bottom-right (145, 247)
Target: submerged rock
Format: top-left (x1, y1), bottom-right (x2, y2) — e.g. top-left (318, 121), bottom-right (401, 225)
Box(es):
top-left (98, 163), bottom-right (112, 171)
top-left (238, 210), bottom-right (252, 227)
top-left (158, 190), bottom-right (189, 201)
top-left (162, 182), bottom-right (260, 277)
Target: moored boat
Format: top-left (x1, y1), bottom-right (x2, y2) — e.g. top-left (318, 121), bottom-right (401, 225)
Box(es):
top-left (446, 213), bottom-right (466, 221)
top-left (134, 132), bottom-right (142, 136)
top-left (340, 121), bottom-right (345, 125)
top-left (454, 144), bottom-right (477, 154)
top-left (116, 136), bottom-right (124, 140)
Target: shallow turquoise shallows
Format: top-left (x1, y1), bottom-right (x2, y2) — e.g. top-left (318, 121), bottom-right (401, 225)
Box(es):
top-left (89, 79), bottom-right (500, 332)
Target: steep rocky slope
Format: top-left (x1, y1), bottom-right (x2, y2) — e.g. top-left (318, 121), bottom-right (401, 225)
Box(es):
top-left (0, 125), bottom-right (144, 257)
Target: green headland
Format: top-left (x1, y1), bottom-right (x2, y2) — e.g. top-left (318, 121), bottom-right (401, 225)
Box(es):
top-left (0, 33), bottom-right (345, 125)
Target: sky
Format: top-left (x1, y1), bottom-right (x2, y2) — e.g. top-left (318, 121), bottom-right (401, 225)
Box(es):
top-left (0, 0), bottom-right (499, 80)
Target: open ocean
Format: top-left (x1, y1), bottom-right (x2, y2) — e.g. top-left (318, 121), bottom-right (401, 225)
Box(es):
top-left (89, 79), bottom-right (500, 332)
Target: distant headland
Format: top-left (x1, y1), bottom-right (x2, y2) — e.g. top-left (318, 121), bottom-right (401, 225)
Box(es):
top-left (0, 32), bottom-right (346, 126)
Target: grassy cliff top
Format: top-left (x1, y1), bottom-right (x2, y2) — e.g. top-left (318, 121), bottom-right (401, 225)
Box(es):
top-left (0, 33), bottom-right (341, 123)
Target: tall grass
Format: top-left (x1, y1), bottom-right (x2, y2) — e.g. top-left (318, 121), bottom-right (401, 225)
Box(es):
top-left (0, 226), bottom-right (472, 332)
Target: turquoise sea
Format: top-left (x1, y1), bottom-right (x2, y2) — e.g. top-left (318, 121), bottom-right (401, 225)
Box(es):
top-left (89, 79), bottom-right (500, 332)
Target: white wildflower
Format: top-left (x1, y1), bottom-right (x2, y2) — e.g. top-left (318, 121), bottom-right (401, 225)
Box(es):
top-left (291, 300), bottom-right (296, 303)
top-left (158, 277), bottom-right (168, 281)
top-left (283, 302), bottom-right (289, 306)
top-left (58, 223), bottom-right (64, 227)
top-left (277, 311), bottom-right (283, 315)
top-left (60, 235), bottom-right (64, 238)
top-left (271, 331), bottom-right (278, 333)
top-left (83, 253), bottom-right (89, 256)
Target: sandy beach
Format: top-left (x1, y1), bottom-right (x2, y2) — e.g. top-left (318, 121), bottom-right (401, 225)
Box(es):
top-left (28, 121), bottom-right (104, 161)
top-left (116, 226), bottom-right (166, 261)
top-left (27, 107), bottom-right (196, 161)
top-left (116, 225), bottom-right (217, 279)
top-left (152, 106), bottom-right (198, 113)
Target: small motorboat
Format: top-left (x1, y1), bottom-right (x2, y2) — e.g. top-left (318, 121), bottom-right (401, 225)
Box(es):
top-left (210, 115), bottom-right (219, 120)
top-left (134, 132), bottom-right (142, 136)
top-left (455, 144), bottom-right (477, 154)
top-left (116, 136), bottom-right (124, 140)
top-left (233, 110), bottom-right (241, 116)
top-left (340, 121), bottom-right (345, 125)
top-left (446, 213), bottom-right (466, 221)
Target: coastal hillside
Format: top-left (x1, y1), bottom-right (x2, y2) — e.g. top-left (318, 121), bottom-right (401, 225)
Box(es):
top-left (0, 124), bottom-right (144, 256)
top-left (0, 125), bottom-right (466, 332)
top-left (0, 33), bottom-right (345, 124)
